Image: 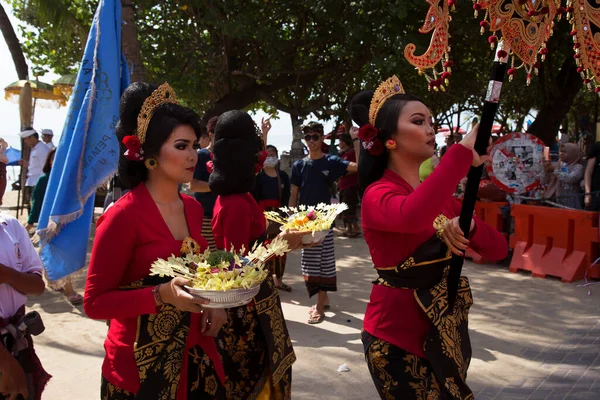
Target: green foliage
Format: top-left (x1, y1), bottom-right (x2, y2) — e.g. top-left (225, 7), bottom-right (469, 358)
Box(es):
top-left (205, 250), bottom-right (234, 267)
top-left (9, 0), bottom-right (93, 76)
top-left (6, 0), bottom-right (586, 138)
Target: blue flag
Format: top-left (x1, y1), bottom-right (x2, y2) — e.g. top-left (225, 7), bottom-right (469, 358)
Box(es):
top-left (37, 0), bottom-right (130, 281)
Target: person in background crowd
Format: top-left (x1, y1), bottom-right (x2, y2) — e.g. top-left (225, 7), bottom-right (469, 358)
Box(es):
top-left (0, 211), bottom-right (50, 400)
top-left (254, 144), bottom-right (292, 291)
top-left (544, 143), bottom-right (584, 209)
top-left (289, 121), bottom-right (359, 324)
top-left (84, 82), bottom-right (227, 399)
top-left (41, 129), bottom-right (55, 150)
top-left (584, 140), bottom-right (600, 210)
top-left (25, 149), bottom-right (55, 233)
top-left (337, 132), bottom-right (361, 237)
top-left (189, 115), bottom-right (219, 251)
top-left (439, 133), bottom-right (454, 158)
top-left (0, 138), bottom-right (7, 206)
top-left (24, 149), bottom-right (83, 305)
top-left (18, 128), bottom-right (51, 215)
top-left (418, 143), bottom-right (439, 181)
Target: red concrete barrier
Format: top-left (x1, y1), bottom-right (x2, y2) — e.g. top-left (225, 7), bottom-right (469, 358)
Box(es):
top-left (510, 204), bottom-right (600, 282)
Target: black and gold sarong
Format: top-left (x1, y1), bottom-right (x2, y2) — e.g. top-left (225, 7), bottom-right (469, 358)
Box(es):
top-left (106, 276), bottom-right (225, 400)
top-left (217, 235), bottom-right (296, 399)
top-left (366, 220), bottom-right (474, 400)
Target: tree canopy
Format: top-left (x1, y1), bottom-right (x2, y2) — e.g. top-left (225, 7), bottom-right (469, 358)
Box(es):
top-left (6, 0), bottom-right (593, 145)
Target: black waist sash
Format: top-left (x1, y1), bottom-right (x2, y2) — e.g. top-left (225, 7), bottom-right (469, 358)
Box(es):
top-left (251, 233), bottom-right (296, 388)
top-left (121, 275), bottom-right (191, 399)
top-left (375, 234), bottom-right (474, 400)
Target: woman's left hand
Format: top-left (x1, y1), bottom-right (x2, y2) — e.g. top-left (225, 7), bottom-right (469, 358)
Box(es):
top-left (441, 217), bottom-right (475, 256)
top-left (201, 308), bottom-right (227, 336)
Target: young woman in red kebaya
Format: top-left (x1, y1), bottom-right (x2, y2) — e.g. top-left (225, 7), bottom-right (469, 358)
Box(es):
top-left (209, 110), bottom-right (314, 399)
top-left (349, 76), bottom-right (508, 400)
top-left (84, 82), bottom-right (226, 399)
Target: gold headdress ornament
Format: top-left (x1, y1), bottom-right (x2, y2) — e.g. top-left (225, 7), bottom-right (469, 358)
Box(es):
top-left (369, 75), bottom-right (405, 126)
top-left (137, 82), bottom-right (178, 144)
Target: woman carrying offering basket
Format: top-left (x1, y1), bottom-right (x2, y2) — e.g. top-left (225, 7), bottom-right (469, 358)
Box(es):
top-left (84, 83), bottom-right (226, 399)
top-left (349, 76), bottom-right (508, 399)
top-left (208, 110), bottom-right (302, 399)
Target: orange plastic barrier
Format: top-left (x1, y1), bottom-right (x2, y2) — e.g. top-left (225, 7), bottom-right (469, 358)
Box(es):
top-left (510, 204), bottom-right (600, 282)
top-left (465, 201), bottom-right (509, 264)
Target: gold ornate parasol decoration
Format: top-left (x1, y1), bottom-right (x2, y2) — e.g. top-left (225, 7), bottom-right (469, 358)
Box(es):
top-left (53, 74), bottom-right (77, 99)
top-left (404, 0), bottom-right (456, 91)
top-left (568, 0), bottom-right (600, 92)
top-left (4, 79), bottom-right (67, 108)
top-left (474, 0), bottom-right (561, 84)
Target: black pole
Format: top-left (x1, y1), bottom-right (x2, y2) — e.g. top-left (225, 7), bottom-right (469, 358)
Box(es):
top-left (447, 42), bottom-right (509, 310)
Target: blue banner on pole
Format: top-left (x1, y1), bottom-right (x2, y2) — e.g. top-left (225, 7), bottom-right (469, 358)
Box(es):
top-left (37, 0), bottom-right (130, 281)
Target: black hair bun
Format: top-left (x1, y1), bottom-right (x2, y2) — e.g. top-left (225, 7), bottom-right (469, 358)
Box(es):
top-left (213, 110), bottom-right (259, 141)
top-left (349, 90), bottom-right (374, 127)
top-left (209, 110), bottom-right (262, 196)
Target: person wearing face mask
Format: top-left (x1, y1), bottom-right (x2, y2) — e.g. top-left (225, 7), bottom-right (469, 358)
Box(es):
top-left (253, 145), bottom-right (292, 292)
top-left (350, 76), bottom-right (507, 399)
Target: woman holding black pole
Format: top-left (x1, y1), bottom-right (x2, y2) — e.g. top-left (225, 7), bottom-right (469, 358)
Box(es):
top-left (350, 75), bottom-right (508, 400)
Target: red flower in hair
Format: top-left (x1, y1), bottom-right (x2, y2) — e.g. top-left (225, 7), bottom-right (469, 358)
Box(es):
top-left (257, 150), bottom-right (268, 164)
top-left (122, 135), bottom-right (143, 161)
top-left (254, 163), bottom-right (263, 174)
top-left (123, 135), bottom-right (141, 152)
top-left (358, 124), bottom-right (378, 142)
top-left (369, 139), bottom-right (384, 156)
top-left (206, 161), bottom-right (214, 173)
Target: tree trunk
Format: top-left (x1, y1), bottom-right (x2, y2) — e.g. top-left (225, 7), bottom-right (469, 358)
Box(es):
top-left (0, 4), bottom-right (28, 80)
top-left (528, 57), bottom-right (582, 145)
top-left (278, 114), bottom-right (304, 174)
top-left (121, 0), bottom-right (145, 82)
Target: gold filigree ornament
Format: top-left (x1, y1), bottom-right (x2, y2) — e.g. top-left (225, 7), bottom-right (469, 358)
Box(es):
top-left (567, 0), bottom-right (600, 93)
top-left (404, 0), bottom-right (456, 91)
top-left (474, 0), bottom-right (561, 85)
top-left (368, 75), bottom-right (406, 125)
top-left (180, 237), bottom-right (202, 256)
top-left (137, 83), bottom-right (178, 144)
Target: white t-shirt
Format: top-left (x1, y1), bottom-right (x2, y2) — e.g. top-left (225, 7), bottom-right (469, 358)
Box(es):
top-left (45, 141), bottom-right (56, 151)
top-left (26, 141), bottom-right (51, 187)
top-left (0, 213), bottom-right (43, 318)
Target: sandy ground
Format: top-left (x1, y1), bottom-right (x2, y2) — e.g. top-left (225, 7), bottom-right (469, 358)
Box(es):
top-left (2, 189), bottom-right (599, 399)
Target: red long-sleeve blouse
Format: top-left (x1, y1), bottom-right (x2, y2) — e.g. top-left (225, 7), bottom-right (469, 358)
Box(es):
top-left (212, 193), bottom-right (266, 252)
top-left (84, 183), bottom-right (223, 396)
top-left (361, 144), bottom-right (508, 358)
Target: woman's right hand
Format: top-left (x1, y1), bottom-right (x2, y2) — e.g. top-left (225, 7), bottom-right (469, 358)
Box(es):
top-left (159, 277), bottom-right (209, 313)
top-left (459, 123), bottom-right (492, 167)
top-left (0, 349), bottom-right (29, 400)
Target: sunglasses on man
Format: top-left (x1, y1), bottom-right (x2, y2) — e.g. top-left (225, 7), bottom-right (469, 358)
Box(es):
top-left (303, 133), bottom-right (322, 142)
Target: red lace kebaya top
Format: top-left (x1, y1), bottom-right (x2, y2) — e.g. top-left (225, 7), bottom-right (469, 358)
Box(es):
top-left (361, 144), bottom-right (508, 358)
top-left (84, 183), bottom-right (223, 396)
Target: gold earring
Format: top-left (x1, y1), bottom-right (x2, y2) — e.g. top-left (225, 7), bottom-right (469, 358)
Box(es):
top-left (385, 139), bottom-right (397, 150)
top-left (145, 157), bottom-right (158, 170)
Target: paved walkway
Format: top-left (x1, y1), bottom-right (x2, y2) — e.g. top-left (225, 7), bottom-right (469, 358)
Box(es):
top-left (2, 190), bottom-right (599, 399)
